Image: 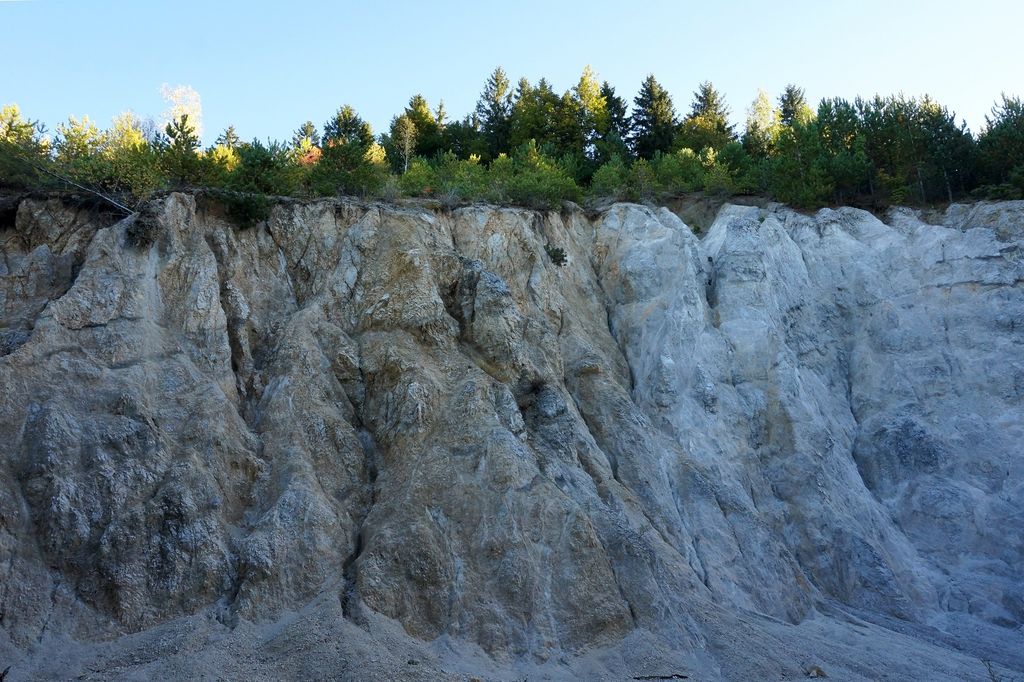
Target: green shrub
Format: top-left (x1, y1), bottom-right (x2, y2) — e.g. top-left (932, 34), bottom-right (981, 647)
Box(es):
top-left (378, 174), bottom-right (402, 201)
top-left (628, 158), bottom-right (657, 200)
top-left (972, 181), bottom-right (1024, 201)
top-left (504, 168), bottom-right (578, 208)
top-left (102, 143), bottom-right (165, 200)
top-left (702, 161), bottom-right (736, 196)
top-left (652, 148), bottom-right (705, 195)
top-left (0, 139), bottom-right (52, 189)
top-left (213, 190), bottom-right (272, 229)
top-left (545, 244), bottom-right (567, 266)
top-left (54, 115), bottom-right (106, 185)
top-left (1010, 165), bottom-right (1024, 194)
top-left (309, 141), bottom-right (389, 197)
top-left (435, 152), bottom-right (488, 200)
top-left (590, 156), bottom-right (628, 199)
top-left (486, 154), bottom-right (516, 202)
top-left (228, 140), bottom-right (299, 196)
top-left (484, 142), bottom-right (580, 209)
top-left (399, 157), bottom-right (438, 196)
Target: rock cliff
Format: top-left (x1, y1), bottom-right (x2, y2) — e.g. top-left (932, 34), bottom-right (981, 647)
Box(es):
top-left (0, 193), bottom-right (1021, 680)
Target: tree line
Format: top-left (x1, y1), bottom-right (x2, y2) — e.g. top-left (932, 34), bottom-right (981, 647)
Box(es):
top-left (2, 67), bottom-right (1022, 217)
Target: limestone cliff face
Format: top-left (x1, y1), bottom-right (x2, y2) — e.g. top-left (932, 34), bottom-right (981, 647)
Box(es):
top-left (0, 193), bottom-right (1021, 680)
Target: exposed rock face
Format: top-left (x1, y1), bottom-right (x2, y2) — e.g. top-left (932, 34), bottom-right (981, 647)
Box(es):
top-left (0, 193), bottom-right (1021, 680)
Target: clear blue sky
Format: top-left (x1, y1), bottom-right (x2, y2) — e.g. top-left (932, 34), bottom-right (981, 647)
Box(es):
top-left (2, 0), bottom-right (1021, 145)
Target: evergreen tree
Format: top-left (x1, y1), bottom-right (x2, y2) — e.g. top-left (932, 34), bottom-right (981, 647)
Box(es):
top-left (102, 112), bottom-right (164, 197)
top-left (600, 81), bottom-right (629, 139)
top-left (107, 112), bottom-right (148, 152)
top-left (161, 114), bottom-right (202, 185)
top-left (553, 88), bottom-right (588, 170)
top-left (404, 94), bottom-right (442, 158)
top-left (50, 115), bottom-right (104, 186)
top-left (676, 81), bottom-right (734, 152)
top-left (510, 77), bottom-right (562, 152)
top-left (629, 75), bottom-right (678, 159)
top-left (689, 81), bottom-right (730, 121)
top-left (290, 121), bottom-right (319, 148)
top-left (856, 94), bottom-right (926, 202)
top-left (0, 104), bottom-right (45, 147)
top-left (165, 115), bottom-right (199, 154)
top-left (229, 139), bottom-right (299, 196)
top-left (816, 97), bottom-right (872, 202)
top-left (323, 105), bottom-right (374, 148)
top-left (475, 67), bottom-right (514, 159)
top-left (216, 125), bottom-right (241, 149)
top-left (779, 84), bottom-right (813, 126)
top-left (311, 138), bottom-right (388, 197)
top-left (764, 120), bottom-right (832, 207)
top-left (0, 105), bottom-right (51, 188)
top-left (978, 94), bottom-right (1024, 190)
top-left (916, 96), bottom-right (975, 202)
top-left (596, 81), bottom-right (630, 162)
top-left (55, 115), bottom-right (104, 162)
top-left (441, 114), bottom-right (486, 159)
top-left (4, 69), bottom-right (1013, 209)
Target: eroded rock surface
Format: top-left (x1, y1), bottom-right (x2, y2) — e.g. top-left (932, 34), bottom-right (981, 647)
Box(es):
top-left (0, 193), bottom-right (1021, 680)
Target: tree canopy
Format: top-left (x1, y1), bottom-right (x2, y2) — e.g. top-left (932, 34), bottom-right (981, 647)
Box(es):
top-left (2, 69), bottom-right (1021, 212)
top-left (630, 75), bottom-right (678, 159)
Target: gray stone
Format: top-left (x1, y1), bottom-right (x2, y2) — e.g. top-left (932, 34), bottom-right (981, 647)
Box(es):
top-left (0, 193), bottom-right (1020, 681)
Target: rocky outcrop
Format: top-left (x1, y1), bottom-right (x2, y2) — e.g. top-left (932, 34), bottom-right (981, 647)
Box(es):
top-left (0, 193), bottom-right (1021, 680)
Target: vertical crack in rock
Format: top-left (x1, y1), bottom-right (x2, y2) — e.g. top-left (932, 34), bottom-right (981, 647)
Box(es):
top-left (339, 426), bottom-right (379, 626)
top-left (204, 232), bottom-right (252, 410)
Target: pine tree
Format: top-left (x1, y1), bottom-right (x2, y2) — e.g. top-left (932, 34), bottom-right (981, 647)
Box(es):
top-left (510, 77), bottom-right (562, 152)
top-left (816, 97), bottom-right (872, 202)
top-left (290, 121), bottom-right (319, 148)
top-left (441, 114), bottom-right (486, 159)
top-left (215, 125), bottom-right (241, 149)
top-left (165, 114), bottom-right (199, 153)
top-left (595, 81), bottom-right (630, 162)
top-left (779, 84), bottom-right (813, 126)
top-left (600, 81), bottom-right (629, 141)
top-left (629, 75), bottom-right (678, 159)
top-left (404, 94), bottom-right (442, 158)
top-left (475, 67), bottom-right (514, 159)
top-left (0, 105), bottom-right (50, 188)
top-left (0, 104), bottom-right (45, 147)
top-left (54, 115), bottom-right (103, 162)
top-left (978, 94), bottom-right (1024, 189)
top-left (676, 81), bottom-right (734, 152)
top-left (323, 105), bottom-right (374, 148)
top-left (690, 81), bottom-right (730, 122)
top-left (434, 100), bottom-right (447, 128)
top-left (161, 114), bottom-right (201, 186)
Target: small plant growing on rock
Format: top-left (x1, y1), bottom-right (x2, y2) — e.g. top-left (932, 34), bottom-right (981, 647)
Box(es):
top-left (545, 244), bottom-right (567, 267)
top-left (125, 201), bottom-right (161, 248)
